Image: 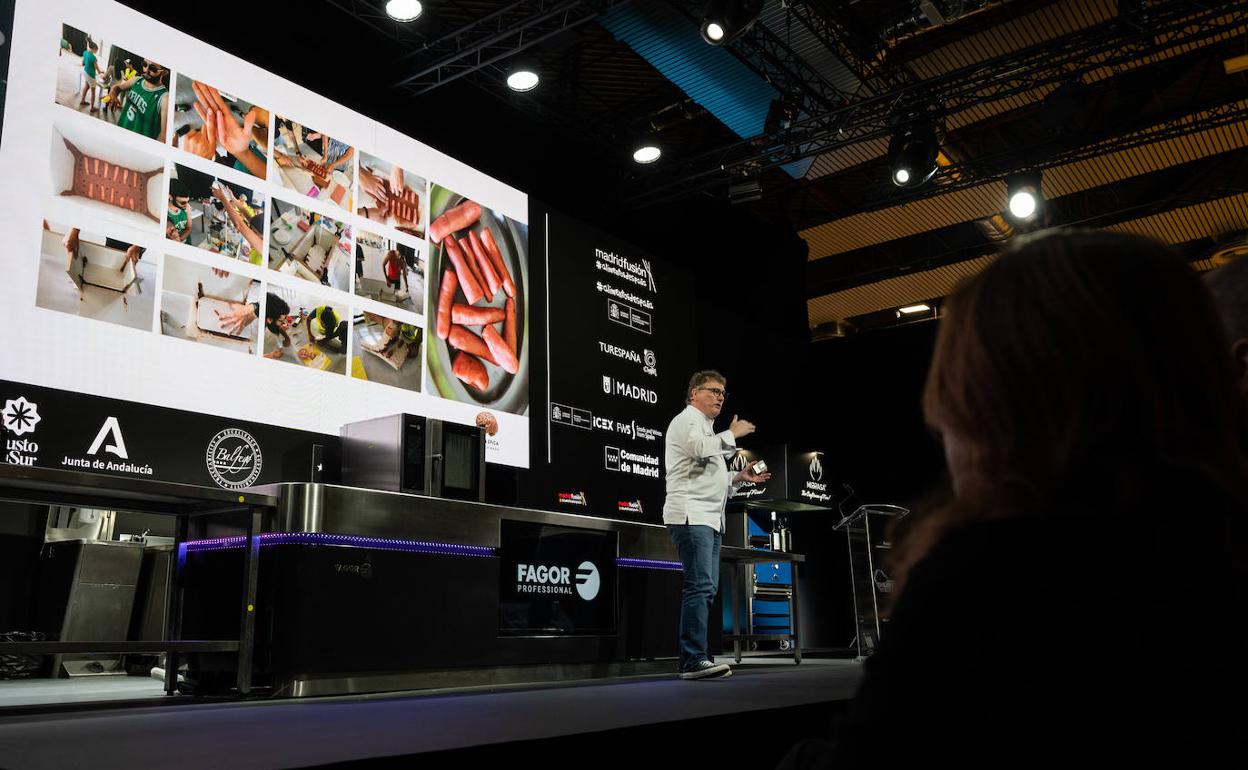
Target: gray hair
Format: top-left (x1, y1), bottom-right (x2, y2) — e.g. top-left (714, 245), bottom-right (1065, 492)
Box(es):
top-left (686, 370), bottom-right (726, 403)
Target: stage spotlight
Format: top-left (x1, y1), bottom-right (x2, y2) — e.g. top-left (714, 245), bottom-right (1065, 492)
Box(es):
top-left (888, 123), bottom-right (939, 188)
top-left (506, 68), bottom-right (540, 92)
top-left (701, 0), bottom-right (764, 46)
top-left (1006, 172), bottom-right (1043, 221)
top-left (385, 0), bottom-right (423, 22)
top-left (633, 143), bottom-right (662, 164)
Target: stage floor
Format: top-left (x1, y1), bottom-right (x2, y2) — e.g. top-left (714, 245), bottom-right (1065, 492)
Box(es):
top-left (0, 657), bottom-right (862, 769)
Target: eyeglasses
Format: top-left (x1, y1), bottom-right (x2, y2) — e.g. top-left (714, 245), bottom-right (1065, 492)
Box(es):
top-left (698, 386), bottom-right (728, 398)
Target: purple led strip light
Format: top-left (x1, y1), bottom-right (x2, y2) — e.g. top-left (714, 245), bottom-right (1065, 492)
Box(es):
top-left (617, 557), bottom-right (683, 571)
top-left (183, 532), bottom-right (496, 558)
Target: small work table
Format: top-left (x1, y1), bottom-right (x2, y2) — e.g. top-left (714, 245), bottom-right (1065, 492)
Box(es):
top-left (0, 464), bottom-right (276, 695)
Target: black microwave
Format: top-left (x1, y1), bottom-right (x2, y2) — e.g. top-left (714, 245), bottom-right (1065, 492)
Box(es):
top-left (340, 414), bottom-right (485, 501)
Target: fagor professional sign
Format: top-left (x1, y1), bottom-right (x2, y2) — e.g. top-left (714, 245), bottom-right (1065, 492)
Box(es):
top-left (498, 519), bottom-right (617, 635)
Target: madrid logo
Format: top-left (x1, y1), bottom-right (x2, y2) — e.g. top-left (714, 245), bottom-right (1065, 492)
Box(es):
top-left (2, 397), bottom-right (40, 436)
top-left (575, 561), bottom-right (601, 601)
top-left (205, 428), bottom-right (263, 490)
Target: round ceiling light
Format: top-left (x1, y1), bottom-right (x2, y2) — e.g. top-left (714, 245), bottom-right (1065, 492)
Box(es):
top-left (633, 145), bottom-right (662, 164)
top-left (704, 22), bottom-right (725, 42)
top-left (385, 0), bottom-right (423, 22)
top-left (1009, 190), bottom-right (1038, 220)
top-left (506, 69), bottom-right (540, 92)
top-left (893, 167), bottom-right (911, 186)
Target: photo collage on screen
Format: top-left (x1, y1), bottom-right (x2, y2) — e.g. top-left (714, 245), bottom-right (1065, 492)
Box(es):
top-left (41, 21), bottom-right (464, 398)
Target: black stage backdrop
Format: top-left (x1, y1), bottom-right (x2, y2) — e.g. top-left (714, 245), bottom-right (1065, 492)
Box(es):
top-left (518, 202), bottom-right (698, 523)
top-left (0, 379), bottom-right (338, 488)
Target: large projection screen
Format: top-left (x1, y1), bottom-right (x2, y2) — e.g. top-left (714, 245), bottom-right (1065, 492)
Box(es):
top-left (0, 0), bottom-right (531, 467)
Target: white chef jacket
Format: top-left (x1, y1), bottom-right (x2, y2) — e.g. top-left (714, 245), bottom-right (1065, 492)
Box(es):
top-left (663, 405), bottom-right (741, 532)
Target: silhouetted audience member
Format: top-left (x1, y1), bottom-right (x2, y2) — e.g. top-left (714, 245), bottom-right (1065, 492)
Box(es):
top-left (781, 231), bottom-right (1248, 767)
top-left (1205, 254), bottom-right (1248, 401)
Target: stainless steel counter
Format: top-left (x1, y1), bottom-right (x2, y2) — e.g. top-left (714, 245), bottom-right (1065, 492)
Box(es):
top-left (251, 482), bottom-right (800, 564)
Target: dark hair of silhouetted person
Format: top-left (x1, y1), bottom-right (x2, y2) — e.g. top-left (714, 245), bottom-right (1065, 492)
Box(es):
top-left (891, 230), bottom-right (1248, 594)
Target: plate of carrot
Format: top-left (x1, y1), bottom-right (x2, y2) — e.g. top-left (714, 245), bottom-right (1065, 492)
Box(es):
top-left (425, 184), bottom-right (528, 414)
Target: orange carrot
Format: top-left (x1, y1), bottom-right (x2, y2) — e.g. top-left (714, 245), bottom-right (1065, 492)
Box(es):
top-left (481, 324), bottom-right (518, 374)
top-left (504, 297), bottom-right (516, 355)
top-left (467, 229), bottom-right (499, 300)
top-left (481, 227), bottom-right (515, 298)
top-left (449, 324), bottom-right (496, 365)
top-left (452, 304), bottom-right (505, 325)
top-left (443, 238), bottom-right (483, 305)
top-left (436, 269), bottom-right (457, 340)
top-left (456, 236), bottom-right (485, 292)
top-left (452, 352), bottom-right (488, 390)
top-left (429, 200), bottom-right (481, 243)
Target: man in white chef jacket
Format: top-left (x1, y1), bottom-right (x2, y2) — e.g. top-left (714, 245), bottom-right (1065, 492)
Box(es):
top-left (664, 370), bottom-right (771, 679)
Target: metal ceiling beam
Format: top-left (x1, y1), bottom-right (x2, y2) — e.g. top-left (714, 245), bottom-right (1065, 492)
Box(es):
top-left (626, 0), bottom-right (1248, 207)
top-left (456, 61), bottom-right (624, 147)
top-left (665, 0), bottom-right (851, 116)
top-left (321, 0), bottom-right (428, 44)
top-left (789, 0), bottom-right (917, 93)
top-left (395, 0), bottom-right (626, 94)
top-left (325, 1), bottom-right (626, 150)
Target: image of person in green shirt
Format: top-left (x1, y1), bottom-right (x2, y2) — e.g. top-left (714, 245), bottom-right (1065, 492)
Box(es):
top-left (106, 59), bottom-right (170, 142)
top-left (166, 180), bottom-right (193, 244)
top-left (78, 40), bottom-right (101, 113)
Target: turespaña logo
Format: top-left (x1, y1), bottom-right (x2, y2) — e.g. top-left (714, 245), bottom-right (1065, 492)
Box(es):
top-left (809, 454), bottom-right (823, 482)
top-left (205, 428), bottom-right (263, 489)
top-left (2, 397), bottom-right (40, 436)
top-left (576, 561), bottom-right (601, 600)
top-left (87, 417), bottom-right (129, 459)
top-left (730, 451), bottom-right (748, 473)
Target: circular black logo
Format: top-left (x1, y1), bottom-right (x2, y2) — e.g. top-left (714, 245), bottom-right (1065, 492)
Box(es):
top-left (205, 428), bottom-right (263, 489)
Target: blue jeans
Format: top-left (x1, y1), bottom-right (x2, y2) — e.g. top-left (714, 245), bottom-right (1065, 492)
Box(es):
top-left (668, 524), bottom-right (721, 672)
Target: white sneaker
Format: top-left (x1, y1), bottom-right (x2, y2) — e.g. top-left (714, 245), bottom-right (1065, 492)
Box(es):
top-left (679, 660), bottom-right (732, 680)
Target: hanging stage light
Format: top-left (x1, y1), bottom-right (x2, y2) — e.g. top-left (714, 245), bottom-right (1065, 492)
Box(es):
top-left (1006, 171), bottom-right (1043, 221)
top-left (385, 0), bottom-right (423, 22)
top-left (888, 123), bottom-right (939, 188)
top-left (632, 143), bottom-right (662, 164)
top-left (506, 67), bottom-right (540, 92)
top-left (700, 0), bottom-right (765, 46)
